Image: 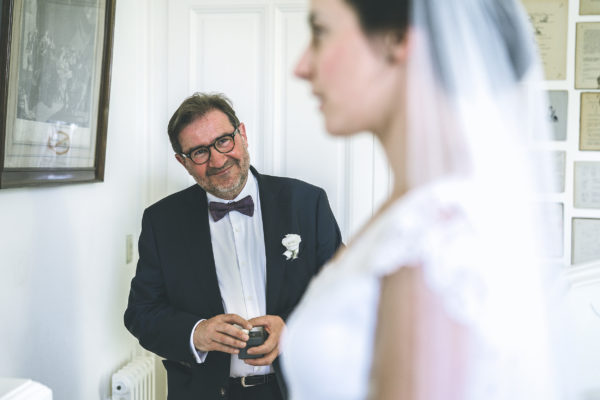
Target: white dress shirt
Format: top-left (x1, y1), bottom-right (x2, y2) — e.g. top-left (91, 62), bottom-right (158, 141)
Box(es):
top-left (189, 173), bottom-right (273, 377)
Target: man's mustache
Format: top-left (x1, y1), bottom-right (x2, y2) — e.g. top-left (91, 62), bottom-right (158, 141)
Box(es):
top-left (206, 159), bottom-right (236, 176)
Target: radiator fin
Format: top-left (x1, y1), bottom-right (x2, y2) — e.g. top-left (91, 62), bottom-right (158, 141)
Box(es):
top-left (111, 356), bottom-right (155, 400)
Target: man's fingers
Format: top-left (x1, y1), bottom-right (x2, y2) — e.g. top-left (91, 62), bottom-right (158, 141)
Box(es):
top-left (246, 336), bottom-right (276, 355)
top-left (213, 331), bottom-right (248, 349)
top-left (194, 314), bottom-right (251, 352)
top-left (217, 323), bottom-right (250, 342)
top-left (210, 341), bottom-right (242, 354)
top-left (222, 314), bottom-right (252, 330)
top-left (248, 315), bottom-right (268, 327)
top-left (243, 349), bottom-right (277, 366)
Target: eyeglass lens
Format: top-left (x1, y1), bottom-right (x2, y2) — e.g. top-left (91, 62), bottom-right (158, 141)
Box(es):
top-left (189, 132), bottom-right (236, 164)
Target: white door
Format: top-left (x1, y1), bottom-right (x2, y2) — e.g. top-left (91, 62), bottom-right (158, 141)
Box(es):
top-left (167, 0), bottom-right (391, 240)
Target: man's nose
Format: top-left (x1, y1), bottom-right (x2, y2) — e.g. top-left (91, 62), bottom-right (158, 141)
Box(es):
top-left (207, 146), bottom-right (228, 168)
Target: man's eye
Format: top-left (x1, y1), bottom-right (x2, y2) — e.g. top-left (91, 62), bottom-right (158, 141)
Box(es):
top-left (217, 137), bottom-right (232, 146)
top-left (192, 148), bottom-right (208, 157)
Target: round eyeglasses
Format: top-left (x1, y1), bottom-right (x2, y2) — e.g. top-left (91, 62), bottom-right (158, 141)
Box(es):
top-left (179, 127), bottom-right (239, 165)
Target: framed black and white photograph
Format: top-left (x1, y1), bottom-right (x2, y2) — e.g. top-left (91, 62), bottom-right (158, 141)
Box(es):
top-left (0, 0), bottom-right (115, 188)
top-left (547, 90), bottom-right (568, 141)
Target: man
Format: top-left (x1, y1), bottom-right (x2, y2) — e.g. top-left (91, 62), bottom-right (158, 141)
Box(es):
top-left (124, 93), bottom-right (342, 400)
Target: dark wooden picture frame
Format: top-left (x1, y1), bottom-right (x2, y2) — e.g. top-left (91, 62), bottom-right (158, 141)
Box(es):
top-left (0, 0), bottom-right (115, 188)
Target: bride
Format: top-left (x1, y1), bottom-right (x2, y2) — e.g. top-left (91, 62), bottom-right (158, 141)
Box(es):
top-left (281, 0), bottom-right (570, 399)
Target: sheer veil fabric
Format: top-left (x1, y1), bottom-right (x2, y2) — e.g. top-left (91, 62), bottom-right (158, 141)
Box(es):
top-left (404, 0), bottom-right (569, 397)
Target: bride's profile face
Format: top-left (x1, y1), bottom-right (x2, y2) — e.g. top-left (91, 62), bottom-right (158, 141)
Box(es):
top-left (294, 0), bottom-right (401, 136)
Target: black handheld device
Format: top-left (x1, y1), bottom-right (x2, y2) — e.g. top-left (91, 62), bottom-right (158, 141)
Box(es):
top-left (238, 326), bottom-right (268, 359)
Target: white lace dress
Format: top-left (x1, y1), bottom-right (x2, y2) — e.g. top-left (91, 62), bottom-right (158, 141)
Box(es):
top-left (281, 179), bottom-right (560, 400)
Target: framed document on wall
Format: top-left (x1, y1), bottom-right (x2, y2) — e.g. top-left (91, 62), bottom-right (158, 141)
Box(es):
top-left (580, 0), bottom-right (600, 15)
top-left (572, 218), bottom-right (600, 264)
top-left (522, 0), bottom-right (568, 80)
top-left (550, 150), bottom-right (566, 193)
top-left (540, 202), bottom-right (564, 258)
top-left (580, 92), bottom-right (600, 150)
top-left (575, 22), bottom-right (600, 89)
top-left (574, 161), bottom-right (600, 208)
top-left (0, 0), bottom-right (116, 188)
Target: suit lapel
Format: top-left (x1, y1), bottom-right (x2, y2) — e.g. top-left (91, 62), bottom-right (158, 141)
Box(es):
top-left (183, 185), bottom-right (224, 316)
top-left (253, 167), bottom-right (285, 315)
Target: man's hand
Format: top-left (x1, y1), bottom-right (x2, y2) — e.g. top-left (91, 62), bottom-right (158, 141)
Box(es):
top-left (193, 314), bottom-right (252, 354)
top-left (243, 315), bottom-right (285, 366)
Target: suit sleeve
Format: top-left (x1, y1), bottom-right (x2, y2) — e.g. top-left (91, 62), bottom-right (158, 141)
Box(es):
top-left (124, 209), bottom-right (199, 363)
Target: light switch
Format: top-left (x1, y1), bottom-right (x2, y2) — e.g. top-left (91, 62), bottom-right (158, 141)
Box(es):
top-left (126, 234), bottom-right (133, 264)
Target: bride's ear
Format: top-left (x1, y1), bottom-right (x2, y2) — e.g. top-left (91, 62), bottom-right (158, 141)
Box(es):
top-left (385, 28), bottom-right (413, 64)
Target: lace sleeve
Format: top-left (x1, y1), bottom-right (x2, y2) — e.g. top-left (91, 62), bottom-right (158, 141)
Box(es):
top-left (369, 185), bottom-right (487, 327)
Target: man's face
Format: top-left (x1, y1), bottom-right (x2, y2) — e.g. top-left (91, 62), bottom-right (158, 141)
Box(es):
top-left (175, 109), bottom-right (250, 200)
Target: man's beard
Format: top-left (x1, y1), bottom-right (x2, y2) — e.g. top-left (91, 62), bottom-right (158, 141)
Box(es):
top-left (198, 150), bottom-right (250, 199)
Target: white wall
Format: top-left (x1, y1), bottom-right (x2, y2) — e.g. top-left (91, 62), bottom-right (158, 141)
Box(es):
top-left (563, 261), bottom-right (600, 398)
top-left (0, 0), bottom-right (169, 398)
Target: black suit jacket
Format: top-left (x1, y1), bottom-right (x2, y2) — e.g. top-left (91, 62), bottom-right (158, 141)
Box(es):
top-left (124, 167), bottom-right (342, 399)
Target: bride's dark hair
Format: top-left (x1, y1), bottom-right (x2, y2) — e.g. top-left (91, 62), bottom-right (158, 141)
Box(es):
top-left (344, 0), bottom-right (411, 39)
top-left (345, 0), bottom-right (532, 90)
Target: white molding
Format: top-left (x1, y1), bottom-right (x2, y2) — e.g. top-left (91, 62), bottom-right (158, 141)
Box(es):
top-left (563, 260), bottom-right (600, 288)
top-left (147, 0), bottom-right (170, 206)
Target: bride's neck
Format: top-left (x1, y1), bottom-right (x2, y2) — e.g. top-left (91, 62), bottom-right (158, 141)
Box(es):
top-left (375, 117), bottom-right (408, 204)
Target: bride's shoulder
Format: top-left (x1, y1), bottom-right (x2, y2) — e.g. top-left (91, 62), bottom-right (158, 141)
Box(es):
top-left (362, 179), bottom-right (476, 274)
top-left (386, 178), bottom-right (472, 225)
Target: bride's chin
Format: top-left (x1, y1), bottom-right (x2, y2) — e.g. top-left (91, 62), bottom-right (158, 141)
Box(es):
top-left (325, 119), bottom-right (361, 138)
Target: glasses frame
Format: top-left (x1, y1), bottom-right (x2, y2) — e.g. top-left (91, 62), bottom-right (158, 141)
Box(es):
top-left (179, 126), bottom-right (240, 165)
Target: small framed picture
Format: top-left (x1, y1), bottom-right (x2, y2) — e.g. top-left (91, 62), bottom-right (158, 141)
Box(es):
top-left (580, 0), bottom-right (600, 15)
top-left (547, 90), bottom-right (568, 141)
top-left (572, 218), bottom-right (600, 264)
top-left (574, 162), bottom-right (600, 209)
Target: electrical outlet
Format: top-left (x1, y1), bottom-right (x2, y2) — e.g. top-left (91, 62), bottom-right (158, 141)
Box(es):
top-left (126, 234), bottom-right (133, 264)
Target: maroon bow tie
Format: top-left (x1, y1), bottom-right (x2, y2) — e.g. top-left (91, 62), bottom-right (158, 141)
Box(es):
top-left (208, 195), bottom-right (254, 222)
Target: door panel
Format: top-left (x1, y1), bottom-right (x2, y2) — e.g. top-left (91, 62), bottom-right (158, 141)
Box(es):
top-left (167, 0), bottom-right (391, 240)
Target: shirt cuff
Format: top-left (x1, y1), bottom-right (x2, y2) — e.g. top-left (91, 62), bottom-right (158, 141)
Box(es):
top-left (190, 319), bottom-right (208, 363)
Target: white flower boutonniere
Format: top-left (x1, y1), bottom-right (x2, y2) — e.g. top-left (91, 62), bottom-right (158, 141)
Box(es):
top-left (282, 234), bottom-right (301, 260)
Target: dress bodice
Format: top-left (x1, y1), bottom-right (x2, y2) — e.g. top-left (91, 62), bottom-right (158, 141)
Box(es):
top-left (281, 179), bottom-right (560, 400)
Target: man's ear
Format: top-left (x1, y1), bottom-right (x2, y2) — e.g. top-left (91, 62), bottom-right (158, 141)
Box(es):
top-left (238, 122), bottom-right (249, 146)
top-left (175, 153), bottom-right (186, 168)
top-left (175, 153), bottom-right (194, 176)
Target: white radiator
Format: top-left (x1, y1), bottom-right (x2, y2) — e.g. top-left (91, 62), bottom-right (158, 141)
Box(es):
top-left (111, 356), bottom-right (155, 400)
